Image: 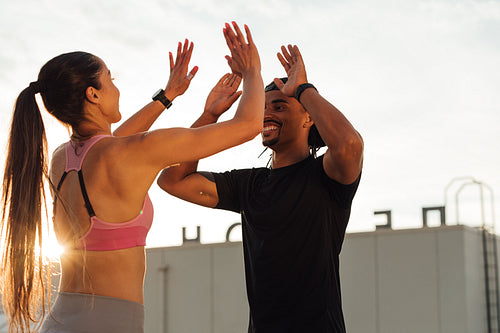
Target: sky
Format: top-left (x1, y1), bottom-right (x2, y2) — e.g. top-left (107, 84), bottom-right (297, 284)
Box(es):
top-left (1, 0), bottom-right (499, 248)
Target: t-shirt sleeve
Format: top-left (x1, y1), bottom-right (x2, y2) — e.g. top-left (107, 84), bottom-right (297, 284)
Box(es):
top-left (212, 169), bottom-right (248, 213)
top-left (317, 155), bottom-right (362, 209)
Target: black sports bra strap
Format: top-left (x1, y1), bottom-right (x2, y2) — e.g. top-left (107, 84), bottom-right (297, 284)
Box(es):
top-left (78, 170), bottom-right (96, 217)
top-left (53, 171), bottom-right (69, 212)
top-left (56, 171), bottom-right (68, 191)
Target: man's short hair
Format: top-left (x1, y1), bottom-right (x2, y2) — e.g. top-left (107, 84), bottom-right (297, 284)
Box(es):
top-left (265, 78), bottom-right (326, 152)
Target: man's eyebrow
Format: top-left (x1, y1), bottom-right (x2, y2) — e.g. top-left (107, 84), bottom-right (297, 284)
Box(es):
top-left (271, 99), bottom-right (289, 104)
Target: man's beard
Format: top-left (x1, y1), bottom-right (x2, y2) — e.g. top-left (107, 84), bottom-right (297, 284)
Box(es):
top-left (262, 136), bottom-right (279, 147)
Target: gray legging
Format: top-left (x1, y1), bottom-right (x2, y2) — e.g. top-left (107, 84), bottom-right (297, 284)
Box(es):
top-left (40, 292), bottom-right (144, 333)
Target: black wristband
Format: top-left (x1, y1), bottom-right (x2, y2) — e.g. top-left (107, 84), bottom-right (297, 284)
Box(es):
top-left (295, 83), bottom-right (317, 103)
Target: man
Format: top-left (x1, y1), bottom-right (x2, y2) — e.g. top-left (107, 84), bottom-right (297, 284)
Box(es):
top-left (158, 44), bottom-right (363, 333)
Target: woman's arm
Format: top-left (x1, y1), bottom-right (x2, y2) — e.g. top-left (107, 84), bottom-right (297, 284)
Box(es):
top-left (157, 73), bottom-right (242, 208)
top-left (113, 40), bottom-right (198, 137)
top-left (115, 23), bottom-right (264, 193)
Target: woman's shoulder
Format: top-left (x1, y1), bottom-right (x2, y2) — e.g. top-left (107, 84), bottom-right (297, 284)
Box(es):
top-left (52, 142), bottom-right (67, 158)
top-left (50, 142), bottom-right (67, 183)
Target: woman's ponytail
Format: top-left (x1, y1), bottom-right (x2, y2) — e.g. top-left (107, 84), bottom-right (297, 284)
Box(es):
top-left (1, 51), bottom-right (103, 333)
top-left (1, 83), bottom-right (50, 333)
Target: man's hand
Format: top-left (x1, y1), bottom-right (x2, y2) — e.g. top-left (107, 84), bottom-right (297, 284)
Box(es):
top-left (164, 39), bottom-right (199, 101)
top-left (204, 73), bottom-right (242, 119)
top-left (273, 44), bottom-right (308, 97)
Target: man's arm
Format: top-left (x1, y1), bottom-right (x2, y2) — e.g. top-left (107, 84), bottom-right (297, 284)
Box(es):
top-left (274, 45), bottom-right (363, 185)
top-left (113, 40), bottom-right (198, 137)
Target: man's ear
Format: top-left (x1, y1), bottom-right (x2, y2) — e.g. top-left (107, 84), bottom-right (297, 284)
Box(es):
top-left (303, 113), bottom-right (314, 129)
top-left (85, 86), bottom-right (99, 104)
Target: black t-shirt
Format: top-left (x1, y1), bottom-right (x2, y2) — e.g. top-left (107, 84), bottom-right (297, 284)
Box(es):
top-left (213, 155), bottom-right (360, 333)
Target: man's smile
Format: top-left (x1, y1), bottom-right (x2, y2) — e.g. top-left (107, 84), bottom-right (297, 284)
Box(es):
top-left (262, 119), bottom-right (282, 136)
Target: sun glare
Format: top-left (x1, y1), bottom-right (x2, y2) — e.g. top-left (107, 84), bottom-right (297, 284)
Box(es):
top-left (39, 198), bottom-right (64, 260)
top-left (42, 237), bottom-right (64, 259)
top-left (34, 227), bottom-right (64, 260)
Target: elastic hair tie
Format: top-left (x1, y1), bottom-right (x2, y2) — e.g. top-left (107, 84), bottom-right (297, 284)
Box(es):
top-left (29, 81), bottom-right (41, 93)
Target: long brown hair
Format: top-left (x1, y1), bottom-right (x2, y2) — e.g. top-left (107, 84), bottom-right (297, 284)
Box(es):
top-left (1, 52), bottom-right (103, 333)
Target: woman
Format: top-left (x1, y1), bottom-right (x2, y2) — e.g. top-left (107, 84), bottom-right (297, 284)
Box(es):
top-left (1, 22), bottom-right (263, 333)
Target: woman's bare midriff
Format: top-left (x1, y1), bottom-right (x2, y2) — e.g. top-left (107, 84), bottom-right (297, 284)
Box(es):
top-left (58, 246), bottom-right (146, 304)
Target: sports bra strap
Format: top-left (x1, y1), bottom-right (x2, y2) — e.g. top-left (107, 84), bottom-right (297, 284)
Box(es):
top-left (57, 171), bottom-right (68, 191)
top-left (55, 136), bottom-right (109, 219)
top-left (78, 170), bottom-right (96, 217)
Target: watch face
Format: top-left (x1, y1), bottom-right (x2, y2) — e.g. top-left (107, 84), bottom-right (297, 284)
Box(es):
top-left (152, 89), bottom-right (163, 99)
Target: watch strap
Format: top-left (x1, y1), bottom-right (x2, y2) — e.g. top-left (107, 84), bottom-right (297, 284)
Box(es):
top-left (152, 89), bottom-right (172, 109)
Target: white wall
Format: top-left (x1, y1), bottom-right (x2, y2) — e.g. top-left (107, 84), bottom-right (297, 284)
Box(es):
top-left (145, 225), bottom-right (492, 333)
top-left (0, 225), bottom-right (491, 332)
top-left (341, 226), bottom-right (487, 333)
top-left (145, 242), bottom-right (248, 333)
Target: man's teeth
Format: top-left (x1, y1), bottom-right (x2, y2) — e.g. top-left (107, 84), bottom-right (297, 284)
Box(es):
top-left (263, 126), bottom-right (278, 131)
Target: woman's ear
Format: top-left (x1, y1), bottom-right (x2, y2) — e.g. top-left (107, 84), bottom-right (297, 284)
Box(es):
top-left (85, 86), bottom-right (99, 104)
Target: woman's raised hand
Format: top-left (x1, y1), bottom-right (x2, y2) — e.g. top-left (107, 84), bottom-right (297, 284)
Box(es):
top-left (164, 39), bottom-right (199, 101)
top-left (223, 22), bottom-right (261, 78)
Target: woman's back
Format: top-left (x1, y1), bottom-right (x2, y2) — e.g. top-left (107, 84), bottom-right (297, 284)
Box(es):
top-left (50, 135), bottom-right (151, 304)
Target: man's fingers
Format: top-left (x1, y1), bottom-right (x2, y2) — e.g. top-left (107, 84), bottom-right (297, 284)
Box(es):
top-left (273, 77), bottom-right (285, 90)
top-left (277, 53), bottom-right (289, 71)
top-left (228, 73), bottom-right (241, 88)
top-left (291, 45), bottom-right (304, 64)
top-left (229, 91), bottom-right (242, 104)
top-left (234, 74), bottom-right (242, 87)
top-left (218, 73), bottom-right (231, 86)
top-left (281, 45), bottom-right (293, 63)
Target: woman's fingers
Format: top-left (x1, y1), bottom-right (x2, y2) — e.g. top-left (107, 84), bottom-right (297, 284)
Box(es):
top-left (170, 40), bottom-right (194, 75)
top-left (224, 23), bottom-right (238, 49)
top-left (187, 66), bottom-right (198, 81)
top-left (183, 41), bottom-right (194, 67)
top-left (175, 42), bottom-right (182, 65)
top-left (244, 24), bottom-right (253, 45)
top-left (169, 52), bottom-right (174, 72)
top-left (223, 22), bottom-right (259, 77)
top-left (231, 21), bottom-right (246, 45)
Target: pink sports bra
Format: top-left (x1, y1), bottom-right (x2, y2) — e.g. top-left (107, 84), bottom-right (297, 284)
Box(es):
top-left (56, 135), bottom-right (154, 251)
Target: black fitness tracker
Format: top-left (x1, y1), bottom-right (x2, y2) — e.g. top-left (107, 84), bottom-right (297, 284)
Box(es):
top-left (152, 89), bottom-right (172, 109)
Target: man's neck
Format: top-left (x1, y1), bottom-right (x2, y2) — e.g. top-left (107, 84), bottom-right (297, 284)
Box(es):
top-left (270, 146), bottom-right (310, 169)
